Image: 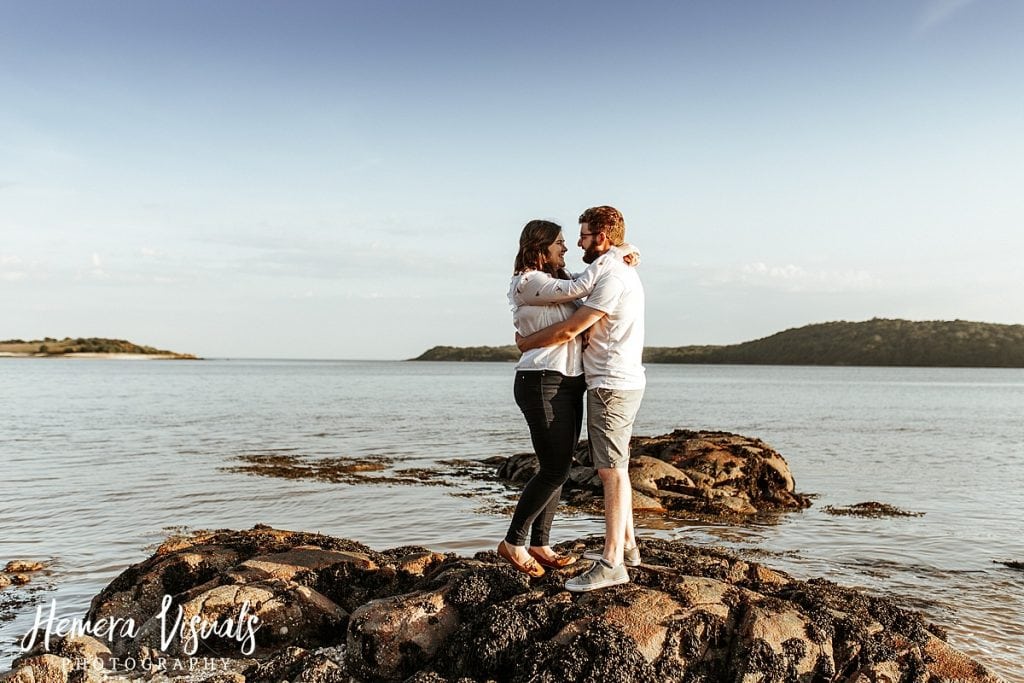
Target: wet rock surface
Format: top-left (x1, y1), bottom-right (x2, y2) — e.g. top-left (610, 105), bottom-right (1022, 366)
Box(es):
top-left (500, 430), bottom-right (813, 520)
top-left (823, 502), bottom-right (925, 518)
top-left (218, 431), bottom-right (820, 524)
top-left (221, 453), bottom-right (461, 487)
top-left (0, 561), bottom-right (52, 629)
top-left (221, 452), bottom-right (508, 500)
top-left (2, 525), bottom-right (1006, 683)
top-left (0, 561), bottom-right (49, 595)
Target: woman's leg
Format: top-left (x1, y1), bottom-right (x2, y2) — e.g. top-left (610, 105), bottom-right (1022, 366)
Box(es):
top-left (505, 371), bottom-right (584, 547)
top-left (529, 375), bottom-right (585, 547)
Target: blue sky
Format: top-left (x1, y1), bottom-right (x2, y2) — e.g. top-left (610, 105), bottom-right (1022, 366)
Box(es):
top-left (2, 0), bottom-right (1021, 358)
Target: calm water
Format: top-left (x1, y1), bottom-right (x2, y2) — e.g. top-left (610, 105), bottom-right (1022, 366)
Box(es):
top-left (1, 359), bottom-right (1022, 680)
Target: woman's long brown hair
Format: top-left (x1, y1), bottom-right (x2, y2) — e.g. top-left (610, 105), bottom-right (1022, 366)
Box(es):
top-left (514, 220), bottom-right (569, 279)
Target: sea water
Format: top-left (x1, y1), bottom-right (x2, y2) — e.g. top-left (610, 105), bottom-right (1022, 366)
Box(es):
top-left (1, 359), bottom-right (1022, 679)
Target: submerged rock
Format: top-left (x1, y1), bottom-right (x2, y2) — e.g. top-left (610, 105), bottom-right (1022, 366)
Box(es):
top-left (215, 431), bottom-right (809, 525)
top-left (499, 429), bottom-right (812, 520)
top-left (1, 525), bottom-right (1005, 683)
top-left (0, 561), bottom-right (48, 592)
top-left (823, 502), bottom-right (925, 518)
top-left (0, 561), bottom-right (53, 631)
top-left (3, 562), bottom-right (46, 574)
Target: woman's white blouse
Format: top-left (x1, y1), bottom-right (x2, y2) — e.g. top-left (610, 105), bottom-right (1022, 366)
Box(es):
top-left (507, 247), bottom-right (624, 376)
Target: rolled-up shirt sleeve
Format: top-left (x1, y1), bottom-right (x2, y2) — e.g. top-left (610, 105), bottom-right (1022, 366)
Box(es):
top-left (514, 252), bottom-right (618, 304)
top-left (580, 272), bottom-right (625, 314)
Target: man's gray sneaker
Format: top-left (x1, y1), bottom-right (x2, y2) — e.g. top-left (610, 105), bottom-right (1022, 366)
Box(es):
top-left (582, 545), bottom-right (641, 567)
top-left (565, 559), bottom-right (629, 592)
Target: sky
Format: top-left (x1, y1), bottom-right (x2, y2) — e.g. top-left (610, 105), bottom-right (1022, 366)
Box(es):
top-left (1, 0), bottom-right (1021, 359)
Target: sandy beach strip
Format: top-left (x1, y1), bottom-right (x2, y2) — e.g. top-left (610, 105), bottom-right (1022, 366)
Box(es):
top-left (0, 352), bottom-right (190, 360)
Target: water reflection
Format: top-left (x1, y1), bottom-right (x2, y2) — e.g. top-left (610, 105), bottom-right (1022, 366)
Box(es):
top-left (1, 360), bottom-right (1021, 679)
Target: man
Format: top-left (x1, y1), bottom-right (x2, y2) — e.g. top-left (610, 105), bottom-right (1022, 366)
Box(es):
top-left (516, 205), bottom-right (645, 592)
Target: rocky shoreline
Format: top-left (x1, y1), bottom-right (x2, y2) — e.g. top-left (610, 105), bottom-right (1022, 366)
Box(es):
top-left (225, 430), bottom-right (817, 523)
top-left (222, 429), bottom-right (934, 528)
top-left (2, 432), bottom-right (1010, 681)
top-left (2, 525), bottom-right (1006, 683)
top-left (499, 430), bottom-right (813, 520)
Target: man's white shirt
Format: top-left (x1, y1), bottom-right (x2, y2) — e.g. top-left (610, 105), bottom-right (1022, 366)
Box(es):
top-left (579, 256), bottom-right (646, 391)
top-left (507, 246), bottom-right (645, 389)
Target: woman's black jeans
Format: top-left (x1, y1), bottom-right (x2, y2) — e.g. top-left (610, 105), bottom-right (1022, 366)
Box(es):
top-left (506, 370), bottom-right (586, 547)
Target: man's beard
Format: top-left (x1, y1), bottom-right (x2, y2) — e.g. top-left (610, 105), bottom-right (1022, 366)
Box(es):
top-left (581, 244), bottom-right (602, 264)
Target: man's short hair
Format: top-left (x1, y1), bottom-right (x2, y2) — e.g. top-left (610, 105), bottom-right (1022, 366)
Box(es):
top-left (579, 206), bottom-right (625, 245)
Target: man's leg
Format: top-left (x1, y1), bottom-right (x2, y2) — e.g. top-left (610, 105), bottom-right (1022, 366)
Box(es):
top-left (588, 387), bottom-right (643, 563)
top-left (565, 387), bottom-right (644, 592)
top-left (598, 466), bottom-right (632, 566)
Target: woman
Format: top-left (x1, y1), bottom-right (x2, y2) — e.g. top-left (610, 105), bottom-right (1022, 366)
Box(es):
top-left (497, 219), bottom-right (633, 577)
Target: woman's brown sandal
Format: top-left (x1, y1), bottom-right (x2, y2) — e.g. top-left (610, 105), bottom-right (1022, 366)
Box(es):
top-left (528, 547), bottom-right (578, 569)
top-left (497, 541), bottom-right (545, 578)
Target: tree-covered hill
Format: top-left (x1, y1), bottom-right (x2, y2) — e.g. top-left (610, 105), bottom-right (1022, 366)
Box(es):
top-left (644, 319), bottom-right (1024, 367)
top-left (0, 337), bottom-right (196, 358)
top-left (413, 319), bottom-right (1024, 367)
top-left (412, 345), bottom-right (519, 362)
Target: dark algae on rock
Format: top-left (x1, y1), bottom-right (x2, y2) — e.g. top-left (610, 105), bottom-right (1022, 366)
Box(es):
top-left (823, 502), bottom-right (925, 518)
top-left (221, 453), bottom-right (503, 490)
top-left (224, 430), bottom-right (929, 533)
top-left (499, 430), bottom-right (813, 521)
top-left (0, 560), bottom-right (53, 631)
top-left (3, 526), bottom-right (1005, 682)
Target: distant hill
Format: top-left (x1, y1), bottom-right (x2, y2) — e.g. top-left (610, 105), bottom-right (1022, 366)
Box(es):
top-left (0, 337), bottom-right (197, 359)
top-left (413, 319), bottom-right (1024, 367)
top-left (412, 345), bottom-right (519, 362)
top-left (645, 319), bottom-right (1024, 367)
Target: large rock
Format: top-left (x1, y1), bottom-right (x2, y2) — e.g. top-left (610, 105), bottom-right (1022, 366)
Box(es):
top-left (586, 587), bottom-right (683, 662)
top-left (347, 587), bottom-right (460, 681)
top-left (499, 429), bottom-right (812, 519)
top-left (734, 601), bottom-right (836, 681)
top-left (3, 654), bottom-right (87, 683)
top-left (631, 490), bottom-right (668, 513)
top-left (628, 455), bottom-right (694, 496)
top-left (495, 452), bottom-right (538, 485)
top-left (131, 579), bottom-right (348, 657)
top-left (2, 526), bottom-right (1005, 683)
top-left (16, 633), bottom-right (112, 670)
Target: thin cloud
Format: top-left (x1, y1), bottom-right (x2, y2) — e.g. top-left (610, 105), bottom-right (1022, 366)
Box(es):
top-left (916, 0), bottom-right (978, 34)
top-left (226, 241), bottom-right (489, 282)
top-left (1, 254), bottom-right (37, 282)
top-left (703, 262), bottom-right (881, 293)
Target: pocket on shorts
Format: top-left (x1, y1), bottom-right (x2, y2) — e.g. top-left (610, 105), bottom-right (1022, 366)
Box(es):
top-left (590, 388), bottom-right (641, 430)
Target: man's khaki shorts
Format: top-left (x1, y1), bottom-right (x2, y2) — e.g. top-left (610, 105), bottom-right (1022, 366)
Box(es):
top-left (587, 387), bottom-right (645, 469)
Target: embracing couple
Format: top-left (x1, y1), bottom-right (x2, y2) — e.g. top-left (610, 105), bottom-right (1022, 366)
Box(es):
top-left (497, 205), bottom-right (645, 592)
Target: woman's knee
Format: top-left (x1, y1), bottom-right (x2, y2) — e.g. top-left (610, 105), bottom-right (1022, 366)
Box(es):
top-left (536, 461), bottom-right (572, 485)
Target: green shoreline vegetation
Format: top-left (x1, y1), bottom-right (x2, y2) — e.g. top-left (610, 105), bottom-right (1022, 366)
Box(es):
top-left (0, 337), bottom-right (197, 359)
top-left (412, 318), bottom-right (1024, 368)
